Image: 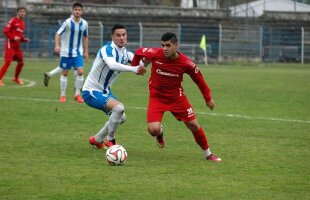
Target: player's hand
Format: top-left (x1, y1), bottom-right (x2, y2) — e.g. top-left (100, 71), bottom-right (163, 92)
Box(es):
top-left (24, 38), bottom-right (30, 43)
top-left (14, 36), bottom-right (21, 41)
top-left (84, 52), bottom-right (89, 62)
top-left (136, 66), bottom-right (147, 75)
top-left (54, 46), bottom-right (60, 55)
top-left (206, 99), bottom-right (215, 110)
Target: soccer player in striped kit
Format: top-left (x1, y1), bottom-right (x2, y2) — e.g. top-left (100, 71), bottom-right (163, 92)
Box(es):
top-left (131, 32), bottom-right (221, 162)
top-left (54, 2), bottom-right (89, 103)
top-left (83, 24), bottom-right (146, 149)
top-left (0, 7), bottom-right (29, 86)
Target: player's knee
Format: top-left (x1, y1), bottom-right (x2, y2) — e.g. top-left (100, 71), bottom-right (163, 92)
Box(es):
top-left (76, 68), bottom-right (84, 76)
top-left (112, 103), bottom-right (125, 114)
top-left (17, 61), bottom-right (24, 67)
top-left (120, 113), bottom-right (126, 124)
top-left (186, 121), bottom-right (200, 132)
top-left (147, 126), bottom-right (161, 137)
top-left (110, 104), bottom-right (125, 124)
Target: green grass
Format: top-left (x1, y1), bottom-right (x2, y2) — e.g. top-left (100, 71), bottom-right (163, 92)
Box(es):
top-left (0, 59), bottom-right (309, 200)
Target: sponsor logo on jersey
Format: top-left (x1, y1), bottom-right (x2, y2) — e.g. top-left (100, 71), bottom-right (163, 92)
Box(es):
top-left (156, 69), bottom-right (179, 77)
top-left (155, 61), bottom-right (163, 65)
top-left (16, 28), bottom-right (24, 33)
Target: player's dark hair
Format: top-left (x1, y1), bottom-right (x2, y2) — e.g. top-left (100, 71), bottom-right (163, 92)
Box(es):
top-left (72, 2), bottom-right (83, 9)
top-left (111, 24), bottom-right (127, 35)
top-left (17, 6), bottom-right (27, 12)
top-left (161, 32), bottom-right (178, 43)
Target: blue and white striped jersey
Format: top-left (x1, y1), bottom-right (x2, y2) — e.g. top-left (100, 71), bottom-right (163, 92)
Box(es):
top-left (83, 41), bottom-right (134, 93)
top-left (57, 15), bottom-right (88, 57)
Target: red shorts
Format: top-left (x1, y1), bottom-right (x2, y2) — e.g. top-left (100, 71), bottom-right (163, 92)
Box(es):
top-left (4, 47), bottom-right (24, 62)
top-left (147, 96), bottom-right (196, 123)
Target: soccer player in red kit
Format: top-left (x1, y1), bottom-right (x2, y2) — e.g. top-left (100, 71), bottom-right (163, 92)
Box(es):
top-left (0, 7), bottom-right (30, 86)
top-left (131, 32), bottom-right (221, 162)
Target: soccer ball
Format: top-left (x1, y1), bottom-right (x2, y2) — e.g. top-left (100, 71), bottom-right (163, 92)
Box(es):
top-left (105, 145), bottom-right (127, 165)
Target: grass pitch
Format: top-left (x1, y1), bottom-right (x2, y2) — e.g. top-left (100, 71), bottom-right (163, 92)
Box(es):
top-left (0, 59), bottom-right (309, 200)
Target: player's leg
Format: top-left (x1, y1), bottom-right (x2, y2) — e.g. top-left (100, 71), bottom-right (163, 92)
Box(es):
top-left (82, 90), bottom-right (125, 148)
top-left (0, 61), bottom-right (12, 86)
top-left (73, 56), bottom-right (84, 103)
top-left (184, 120), bottom-right (221, 162)
top-left (147, 97), bottom-right (165, 148)
top-left (0, 48), bottom-right (14, 86)
top-left (60, 70), bottom-right (68, 102)
top-left (148, 122), bottom-right (165, 148)
top-left (74, 68), bottom-right (84, 103)
top-left (44, 66), bottom-right (62, 87)
top-left (104, 98), bottom-right (125, 146)
top-left (83, 90), bottom-right (109, 149)
top-left (172, 97), bottom-right (221, 162)
top-left (93, 112), bottom-right (126, 146)
top-left (59, 57), bottom-right (70, 102)
top-left (12, 50), bottom-right (25, 85)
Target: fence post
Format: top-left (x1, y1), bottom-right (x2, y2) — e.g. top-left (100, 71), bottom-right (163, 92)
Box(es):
top-left (99, 22), bottom-right (104, 47)
top-left (4, 0), bottom-right (8, 23)
top-left (139, 22), bottom-right (143, 47)
top-left (178, 23), bottom-right (181, 44)
top-left (301, 27), bottom-right (304, 64)
top-left (218, 23), bottom-right (222, 63)
top-left (259, 26), bottom-right (263, 62)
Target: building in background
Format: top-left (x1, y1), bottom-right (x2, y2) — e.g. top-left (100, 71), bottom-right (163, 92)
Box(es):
top-left (181, 0), bottom-right (218, 8)
top-left (230, 0), bottom-right (310, 17)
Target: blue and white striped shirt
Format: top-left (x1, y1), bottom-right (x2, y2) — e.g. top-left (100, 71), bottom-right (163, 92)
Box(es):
top-left (83, 41), bottom-right (134, 93)
top-left (57, 15), bottom-right (88, 57)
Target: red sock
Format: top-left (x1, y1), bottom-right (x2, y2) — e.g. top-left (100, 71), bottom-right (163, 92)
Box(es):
top-left (14, 62), bottom-right (24, 79)
top-left (0, 61), bottom-right (11, 80)
top-left (191, 127), bottom-right (209, 150)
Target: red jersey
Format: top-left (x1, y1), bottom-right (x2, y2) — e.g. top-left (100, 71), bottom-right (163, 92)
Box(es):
top-left (3, 16), bottom-right (26, 49)
top-left (132, 47), bottom-right (212, 103)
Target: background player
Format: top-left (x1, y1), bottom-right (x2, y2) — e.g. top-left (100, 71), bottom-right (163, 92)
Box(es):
top-left (54, 2), bottom-right (89, 103)
top-left (131, 32), bottom-right (221, 162)
top-left (83, 24), bottom-right (146, 149)
top-left (0, 6), bottom-right (30, 86)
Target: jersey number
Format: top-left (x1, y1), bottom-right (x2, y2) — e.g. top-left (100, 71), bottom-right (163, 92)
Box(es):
top-left (187, 107), bottom-right (194, 115)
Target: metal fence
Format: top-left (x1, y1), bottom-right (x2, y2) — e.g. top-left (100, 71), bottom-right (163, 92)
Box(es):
top-left (0, 21), bottom-right (309, 63)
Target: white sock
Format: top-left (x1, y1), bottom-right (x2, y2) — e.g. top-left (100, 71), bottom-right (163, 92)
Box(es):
top-left (203, 148), bottom-right (212, 157)
top-left (60, 75), bottom-right (67, 96)
top-left (75, 75), bottom-right (84, 96)
top-left (49, 66), bottom-right (62, 77)
top-left (73, 69), bottom-right (77, 78)
top-left (107, 104), bottom-right (124, 141)
top-left (95, 121), bottom-right (109, 142)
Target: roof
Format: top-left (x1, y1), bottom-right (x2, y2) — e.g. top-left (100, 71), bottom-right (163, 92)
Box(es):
top-left (230, 0), bottom-right (310, 17)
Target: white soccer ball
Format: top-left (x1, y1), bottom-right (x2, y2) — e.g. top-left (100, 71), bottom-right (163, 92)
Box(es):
top-left (105, 145), bottom-right (127, 165)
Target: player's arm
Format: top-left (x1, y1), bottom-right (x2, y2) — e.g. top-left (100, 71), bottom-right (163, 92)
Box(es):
top-left (188, 65), bottom-right (215, 110)
top-left (3, 19), bottom-right (17, 40)
top-left (83, 25), bottom-right (89, 61)
top-left (131, 47), bottom-right (152, 66)
top-left (21, 37), bottom-right (30, 42)
top-left (54, 33), bottom-right (61, 54)
top-left (105, 57), bottom-right (146, 75)
top-left (128, 51), bottom-right (148, 67)
top-left (54, 22), bottom-right (66, 54)
top-left (83, 36), bottom-right (89, 62)
top-left (20, 29), bottom-right (30, 43)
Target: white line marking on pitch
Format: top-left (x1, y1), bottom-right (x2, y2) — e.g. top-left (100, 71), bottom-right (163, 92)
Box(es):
top-left (1, 78), bottom-right (37, 88)
top-left (0, 96), bottom-right (309, 124)
top-left (123, 106), bottom-right (310, 124)
top-left (15, 79), bottom-right (36, 88)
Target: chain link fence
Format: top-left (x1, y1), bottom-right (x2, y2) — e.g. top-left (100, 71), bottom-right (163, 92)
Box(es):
top-left (0, 21), bottom-right (309, 63)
